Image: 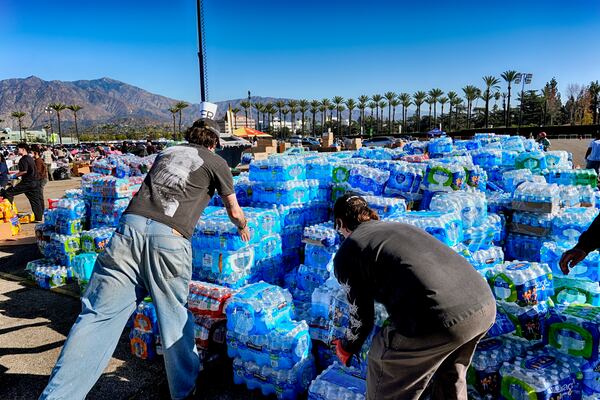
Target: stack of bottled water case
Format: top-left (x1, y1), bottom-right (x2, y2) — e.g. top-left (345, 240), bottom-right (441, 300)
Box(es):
top-left (25, 259), bottom-right (73, 289)
top-left (84, 175), bottom-right (141, 228)
top-left (130, 297), bottom-right (161, 360)
top-left (191, 207), bottom-right (282, 288)
top-left (390, 210), bottom-right (463, 247)
top-left (468, 334), bottom-right (531, 398)
top-left (187, 281), bottom-right (232, 357)
top-left (499, 347), bottom-right (585, 400)
top-left (226, 282), bottom-right (316, 399)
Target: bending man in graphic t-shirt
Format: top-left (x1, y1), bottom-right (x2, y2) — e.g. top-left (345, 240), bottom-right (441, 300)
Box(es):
top-left (40, 119), bottom-right (250, 400)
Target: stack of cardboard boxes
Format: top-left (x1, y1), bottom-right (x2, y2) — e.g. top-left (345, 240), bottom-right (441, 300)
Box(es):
top-left (244, 137), bottom-right (278, 161)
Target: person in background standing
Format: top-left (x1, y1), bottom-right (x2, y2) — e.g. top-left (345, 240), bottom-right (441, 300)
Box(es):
top-left (146, 140), bottom-right (157, 155)
top-left (585, 135), bottom-right (600, 173)
top-left (32, 145), bottom-right (48, 188)
top-left (536, 132), bottom-right (551, 151)
top-left (42, 146), bottom-right (54, 181)
top-left (0, 143), bottom-right (44, 222)
top-left (0, 154), bottom-right (9, 188)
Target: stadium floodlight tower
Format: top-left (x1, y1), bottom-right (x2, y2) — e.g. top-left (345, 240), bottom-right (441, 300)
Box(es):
top-left (515, 73), bottom-right (533, 134)
top-left (196, 0), bottom-right (208, 102)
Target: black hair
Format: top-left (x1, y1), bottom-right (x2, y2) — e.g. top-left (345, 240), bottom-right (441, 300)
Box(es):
top-left (17, 142), bottom-right (30, 153)
top-left (333, 192), bottom-right (380, 231)
top-left (30, 144), bottom-right (41, 155)
top-left (185, 118), bottom-right (221, 148)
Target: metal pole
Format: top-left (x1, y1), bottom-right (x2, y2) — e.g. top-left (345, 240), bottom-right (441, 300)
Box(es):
top-left (196, 0), bottom-right (207, 102)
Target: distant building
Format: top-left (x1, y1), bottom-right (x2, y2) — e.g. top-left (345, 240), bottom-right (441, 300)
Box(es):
top-left (217, 113), bottom-right (256, 134)
top-left (0, 128), bottom-right (76, 144)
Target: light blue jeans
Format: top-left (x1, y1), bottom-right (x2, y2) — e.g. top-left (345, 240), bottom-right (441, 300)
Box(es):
top-left (40, 214), bottom-right (198, 400)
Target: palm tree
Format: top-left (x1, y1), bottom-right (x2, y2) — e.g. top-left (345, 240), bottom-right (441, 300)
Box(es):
top-left (426, 97), bottom-right (435, 129)
top-left (367, 101), bottom-right (377, 135)
top-left (275, 100), bottom-right (286, 135)
top-left (282, 108), bottom-right (290, 138)
top-left (371, 94), bottom-right (383, 133)
top-left (412, 91), bottom-right (427, 133)
top-left (10, 111), bottom-right (26, 141)
top-left (298, 99), bottom-right (309, 134)
top-left (168, 106), bottom-right (179, 138)
top-left (383, 92), bottom-right (397, 134)
top-left (318, 102), bottom-right (327, 132)
top-left (462, 85), bottom-right (480, 129)
top-left (344, 98), bottom-right (357, 136)
top-left (310, 100), bottom-right (320, 135)
top-left (254, 103), bottom-right (264, 130)
top-left (264, 103), bottom-right (275, 133)
top-left (378, 101), bottom-right (387, 133)
top-left (174, 101), bottom-right (189, 133)
top-left (240, 100), bottom-right (252, 127)
top-left (48, 103), bottom-right (67, 144)
top-left (332, 96), bottom-right (344, 136)
top-left (501, 70), bottom-right (519, 127)
top-left (287, 100), bottom-right (298, 134)
top-left (357, 95), bottom-right (369, 135)
top-left (446, 91), bottom-right (458, 131)
top-left (428, 88), bottom-right (444, 126)
top-left (336, 104), bottom-right (346, 137)
top-left (482, 76), bottom-right (501, 128)
top-left (327, 103), bottom-right (336, 125)
top-left (389, 98), bottom-right (400, 134)
top-left (398, 93), bottom-right (411, 133)
top-left (66, 105), bottom-right (83, 143)
top-left (450, 97), bottom-right (464, 130)
top-left (439, 97), bottom-right (448, 129)
top-left (320, 99), bottom-right (331, 128)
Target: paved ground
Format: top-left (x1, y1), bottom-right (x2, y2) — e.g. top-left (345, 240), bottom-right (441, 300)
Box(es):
top-left (0, 139), bottom-right (592, 399)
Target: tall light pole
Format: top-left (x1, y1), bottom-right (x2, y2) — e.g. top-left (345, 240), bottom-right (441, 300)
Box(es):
top-left (196, 0), bottom-right (208, 102)
top-left (516, 73), bottom-right (533, 134)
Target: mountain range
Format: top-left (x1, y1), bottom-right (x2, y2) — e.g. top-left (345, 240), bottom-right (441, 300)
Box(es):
top-left (0, 76), bottom-right (301, 130)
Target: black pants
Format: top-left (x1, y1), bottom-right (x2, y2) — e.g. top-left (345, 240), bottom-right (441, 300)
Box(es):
top-left (2, 180), bottom-right (44, 221)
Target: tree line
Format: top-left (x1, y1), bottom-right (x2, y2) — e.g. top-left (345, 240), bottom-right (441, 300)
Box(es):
top-left (230, 72), bottom-right (600, 138)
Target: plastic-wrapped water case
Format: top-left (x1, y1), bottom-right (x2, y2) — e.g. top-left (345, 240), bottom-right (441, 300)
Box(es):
top-left (510, 212), bottom-right (554, 237)
top-left (497, 300), bottom-right (552, 341)
top-left (391, 210), bottom-right (463, 247)
top-left (249, 157), bottom-right (306, 182)
top-left (545, 151), bottom-right (571, 170)
top-left (80, 228), bottom-right (114, 253)
top-left (422, 161), bottom-right (467, 191)
top-left (226, 282), bottom-right (294, 335)
top-left (499, 347), bottom-right (584, 400)
top-left (547, 169), bottom-right (598, 187)
top-left (504, 233), bottom-right (545, 262)
top-left (192, 247), bottom-right (254, 289)
top-left (232, 355), bottom-right (316, 400)
top-left (385, 162), bottom-right (426, 193)
top-left (512, 182), bottom-right (561, 214)
top-left (429, 191), bottom-right (487, 229)
top-left (187, 281), bottom-right (234, 318)
top-left (541, 241), bottom-right (600, 282)
top-left (345, 165), bottom-right (390, 196)
top-left (515, 151), bottom-right (548, 172)
top-left (552, 207), bottom-right (598, 242)
top-left (362, 195), bottom-right (406, 218)
top-left (468, 335), bottom-right (531, 398)
top-left (488, 261), bottom-right (554, 306)
top-left (553, 276), bottom-right (600, 307)
top-left (545, 304), bottom-right (600, 359)
top-left (308, 362), bottom-right (366, 400)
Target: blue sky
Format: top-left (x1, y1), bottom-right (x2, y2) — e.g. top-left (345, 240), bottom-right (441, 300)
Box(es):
top-left (1, 0), bottom-right (599, 105)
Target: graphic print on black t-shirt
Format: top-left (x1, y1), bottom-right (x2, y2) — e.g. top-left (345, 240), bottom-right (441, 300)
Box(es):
top-left (150, 146), bottom-right (205, 217)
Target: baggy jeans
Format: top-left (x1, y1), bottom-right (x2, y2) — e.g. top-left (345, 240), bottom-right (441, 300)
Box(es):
top-left (367, 302), bottom-right (496, 400)
top-left (40, 214), bottom-right (198, 400)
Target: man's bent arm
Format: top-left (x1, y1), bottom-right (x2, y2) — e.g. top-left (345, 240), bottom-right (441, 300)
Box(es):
top-left (222, 193), bottom-right (246, 229)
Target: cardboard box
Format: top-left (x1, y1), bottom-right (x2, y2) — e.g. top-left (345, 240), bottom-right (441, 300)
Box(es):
top-left (511, 200), bottom-right (558, 215)
top-left (252, 153), bottom-right (270, 161)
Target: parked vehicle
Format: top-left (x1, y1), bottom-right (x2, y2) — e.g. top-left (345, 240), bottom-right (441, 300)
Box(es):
top-left (362, 136), bottom-right (399, 148)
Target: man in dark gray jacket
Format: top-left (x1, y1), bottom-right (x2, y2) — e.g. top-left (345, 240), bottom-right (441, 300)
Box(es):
top-left (331, 194), bottom-right (496, 400)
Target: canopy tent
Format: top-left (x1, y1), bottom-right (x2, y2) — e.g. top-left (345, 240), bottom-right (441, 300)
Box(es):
top-left (427, 128), bottom-right (446, 137)
top-left (232, 127), bottom-right (272, 138)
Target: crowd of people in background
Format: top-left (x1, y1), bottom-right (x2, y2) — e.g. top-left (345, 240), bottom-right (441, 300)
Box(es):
top-left (0, 140), bottom-right (164, 221)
